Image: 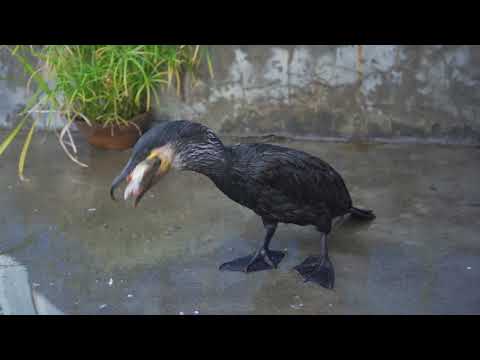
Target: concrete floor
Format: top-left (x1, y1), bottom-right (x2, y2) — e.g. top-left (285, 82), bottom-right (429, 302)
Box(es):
top-left (1, 131), bottom-right (479, 315)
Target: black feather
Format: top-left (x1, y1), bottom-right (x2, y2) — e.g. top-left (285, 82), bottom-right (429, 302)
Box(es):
top-left (122, 120), bottom-right (374, 233)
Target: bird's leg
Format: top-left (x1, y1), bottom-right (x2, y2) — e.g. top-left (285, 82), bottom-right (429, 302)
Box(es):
top-left (244, 221), bottom-right (283, 271)
top-left (219, 220), bottom-right (285, 273)
top-left (294, 233), bottom-right (335, 290)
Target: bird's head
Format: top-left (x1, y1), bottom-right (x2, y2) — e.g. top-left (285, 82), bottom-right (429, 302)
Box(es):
top-left (110, 120), bottom-right (224, 207)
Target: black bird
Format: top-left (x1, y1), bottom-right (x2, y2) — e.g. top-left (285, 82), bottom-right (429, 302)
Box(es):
top-left (110, 120), bottom-right (375, 289)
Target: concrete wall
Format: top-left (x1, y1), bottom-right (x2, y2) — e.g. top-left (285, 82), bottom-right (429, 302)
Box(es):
top-left (2, 45), bottom-right (480, 143)
top-left (0, 47), bottom-right (64, 130)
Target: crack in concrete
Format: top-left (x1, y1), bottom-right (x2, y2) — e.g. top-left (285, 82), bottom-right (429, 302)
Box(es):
top-left (0, 233), bottom-right (39, 256)
top-left (0, 265), bottom-right (23, 268)
top-left (29, 283), bottom-right (39, 315)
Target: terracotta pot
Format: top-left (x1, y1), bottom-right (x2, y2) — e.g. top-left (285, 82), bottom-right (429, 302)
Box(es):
top-left (75, 112), bottom-right (153, 150)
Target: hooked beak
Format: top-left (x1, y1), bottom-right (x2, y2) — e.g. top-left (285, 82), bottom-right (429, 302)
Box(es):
top-left (124, 157), bottom-right (161, 207)
top-left (111, 145), bottom-right (174, 207)
top-left (110, 156), bottom-right (168, 207)
top-left (110, 156), bottom-right (136, 201)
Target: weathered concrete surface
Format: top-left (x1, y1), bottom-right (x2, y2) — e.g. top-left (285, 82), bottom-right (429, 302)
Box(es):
top-left (2, 46), bottom-right (480, 143)
top-left (0, 255), bottom-right (37, 315)
top-left (161, 45), bottom-right (480, 143)
top-left (0, 46), bottom-right (65, 131)
top-left (1, 130), bottom-right (479, 314)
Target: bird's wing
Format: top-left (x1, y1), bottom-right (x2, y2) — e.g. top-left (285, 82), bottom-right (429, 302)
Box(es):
top-left (248, 147), bottom-right (347, 220)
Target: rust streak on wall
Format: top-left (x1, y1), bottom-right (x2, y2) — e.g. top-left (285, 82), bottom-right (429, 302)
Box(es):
top-left (357, 45), bottom-right (364, 83)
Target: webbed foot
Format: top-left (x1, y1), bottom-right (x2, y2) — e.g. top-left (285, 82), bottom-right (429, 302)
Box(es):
top-left (294, 256), bottom-right (335, 289)
top-left (219, 248), bottom-right (285, 273)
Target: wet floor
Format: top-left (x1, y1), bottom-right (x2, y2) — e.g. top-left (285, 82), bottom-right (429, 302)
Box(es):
top-left (1, 131), bottom-right (480, 314)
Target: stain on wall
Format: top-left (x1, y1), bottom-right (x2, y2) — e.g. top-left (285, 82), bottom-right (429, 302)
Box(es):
top-left (2, 45), bottom-right (480, 143)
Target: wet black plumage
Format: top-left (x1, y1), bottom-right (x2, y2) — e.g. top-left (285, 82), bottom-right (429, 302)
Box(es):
top-left (222, 143), bottom-right (353, 231)
top-left (111, 120), bottom-right (375, 289)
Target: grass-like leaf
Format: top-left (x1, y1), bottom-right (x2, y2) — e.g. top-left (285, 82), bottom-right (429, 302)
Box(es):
top-left (18, 119), bottom-right (36, 181)
top-left (0, 114), bottom-right (30, 156)
top-left (2, 45), bottom-right (215, 179)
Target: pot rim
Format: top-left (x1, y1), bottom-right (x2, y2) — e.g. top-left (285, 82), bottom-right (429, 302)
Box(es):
top-left (73, 111), bottom-right (153, 130)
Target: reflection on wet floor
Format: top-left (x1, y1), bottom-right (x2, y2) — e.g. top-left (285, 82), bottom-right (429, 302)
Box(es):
top-left (1, 131), bottom-right (480, 314)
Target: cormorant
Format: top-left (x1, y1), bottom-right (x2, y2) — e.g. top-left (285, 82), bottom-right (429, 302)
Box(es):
top-left (110, 120), bottom-right (375, 289)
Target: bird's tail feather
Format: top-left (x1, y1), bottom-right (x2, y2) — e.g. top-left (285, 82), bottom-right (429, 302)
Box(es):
top-left (349, 207), bottom-right (376, 221)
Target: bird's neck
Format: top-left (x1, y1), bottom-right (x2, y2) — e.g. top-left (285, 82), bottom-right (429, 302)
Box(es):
top-left (175, 137), bottom-right (230, 185)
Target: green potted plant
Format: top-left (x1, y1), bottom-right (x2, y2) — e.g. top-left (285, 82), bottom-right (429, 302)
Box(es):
top-left (0, 45), bottom-right (213, 179)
